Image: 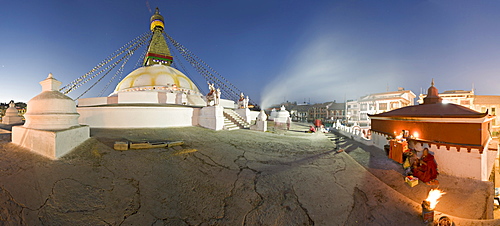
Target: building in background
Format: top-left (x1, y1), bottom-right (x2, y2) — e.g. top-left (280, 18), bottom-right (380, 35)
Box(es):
top-left (271, 101), bottom-right (346, 123)
top-left (346, 88), bottom-right (416, 127)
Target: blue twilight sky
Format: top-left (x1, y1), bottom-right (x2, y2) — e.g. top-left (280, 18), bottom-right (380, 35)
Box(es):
top-left (1, 0), bottom-right (500, 108)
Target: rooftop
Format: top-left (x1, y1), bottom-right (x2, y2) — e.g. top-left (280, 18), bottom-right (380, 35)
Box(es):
top-left (370, 102), bottom-right (487, 118)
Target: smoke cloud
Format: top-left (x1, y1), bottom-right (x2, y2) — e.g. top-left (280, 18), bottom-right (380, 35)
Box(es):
top-left (260, 34), bottom-right (405, 109)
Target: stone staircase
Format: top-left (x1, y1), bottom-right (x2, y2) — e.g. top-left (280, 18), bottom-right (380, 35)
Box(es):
top-left (223, 109), bottom-right (251, 130)
top-left (223, 117), bottom-right (239, 130)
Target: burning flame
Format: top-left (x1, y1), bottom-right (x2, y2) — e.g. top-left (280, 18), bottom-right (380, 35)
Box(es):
top-left (425, 189), bottom-right (446, 210)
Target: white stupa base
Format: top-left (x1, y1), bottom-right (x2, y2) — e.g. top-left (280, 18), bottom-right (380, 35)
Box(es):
top-left (199, 106), bottom-right (224, 131)
top-left (77, 105), bottom-right (199, 128)
top-left (1, 116), bottom-right (23, 125)
top-left (274, 117), bottom-right (289, 124)
top-left (12, 125), bottom-right (89, 159)
top-left (250, 120), bottom-right (267, 132)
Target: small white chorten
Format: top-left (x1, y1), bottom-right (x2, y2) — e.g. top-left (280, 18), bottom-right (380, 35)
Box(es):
top-left (12, 73), bottom-right (90, 159)
top-left (274, 105), bottom-right (291, 124)
top-left (269, 108), bottom-right (278, 120)
top-left (23, 73), bottom-right (80, 130)
top-left (1, 101), bottom-right (23, 125)
top-left (250, 109), bottom-right (268, 132)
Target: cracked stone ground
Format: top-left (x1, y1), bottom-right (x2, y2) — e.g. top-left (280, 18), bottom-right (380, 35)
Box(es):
top-left (0, 125), bottom-right (425, 225)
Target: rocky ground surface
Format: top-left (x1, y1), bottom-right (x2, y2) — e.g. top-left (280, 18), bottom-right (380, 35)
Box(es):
top-left (0, 123), bottom-right (498, 225)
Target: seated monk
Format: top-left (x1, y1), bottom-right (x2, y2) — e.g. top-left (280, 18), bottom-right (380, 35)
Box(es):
top-left (412, 148), bottom-right (439, 184)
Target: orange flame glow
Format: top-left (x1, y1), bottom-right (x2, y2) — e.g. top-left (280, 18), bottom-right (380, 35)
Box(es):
top-left (425, 189), bottom-right (445, 210)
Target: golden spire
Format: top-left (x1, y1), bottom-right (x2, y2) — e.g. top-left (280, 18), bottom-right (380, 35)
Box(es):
top-left (150, 7), bottom-right (165, 31)
top-left (144, 8), bottom-right (173, 66)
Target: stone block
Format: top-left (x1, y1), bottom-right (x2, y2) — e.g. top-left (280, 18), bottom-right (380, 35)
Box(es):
top-left (12, 125), bottom-right (90, 159)
top-left (199, 106), bottom-right (224, 130)
top-left (114, 141), bottom-right (129, 151)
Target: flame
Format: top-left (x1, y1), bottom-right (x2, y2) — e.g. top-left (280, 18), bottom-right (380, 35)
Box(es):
top-left (425, 189), bottom-right (446, 210)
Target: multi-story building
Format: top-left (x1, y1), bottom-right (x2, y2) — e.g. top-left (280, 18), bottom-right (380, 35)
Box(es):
top-left (418, 90), bottom-right (500, 135)
top-left (346, 88), bottom-right (416, 126)
top-left (307, 102), bottom-right (345, 123)
top-left (288, 104), bottom-right (310, 122)
top-left (417, 90), bottom-right (474, 108)
top-left (274, 101), bottom-right (346, 123)
top-left (474, 96), bottom-right (499, 134)
top-left (345, 100), bottom-right (359, 125)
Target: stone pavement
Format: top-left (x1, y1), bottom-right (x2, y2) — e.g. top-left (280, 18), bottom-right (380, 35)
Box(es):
top-left (0, 123), bottom-right (499, 225)
top-left (323, 127), bottom-right (500, 225)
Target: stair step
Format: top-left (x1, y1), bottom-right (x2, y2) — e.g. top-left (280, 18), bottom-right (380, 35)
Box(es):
top-left (222, 109), bottom-right (251, 130)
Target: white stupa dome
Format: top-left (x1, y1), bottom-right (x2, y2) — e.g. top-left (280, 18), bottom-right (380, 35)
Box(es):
top-left (5, 102), bottom-right (19, 117)
top-left (24, 73), bottom-right (80, 130)
top-left (112, 64), bottom-right (200, 95)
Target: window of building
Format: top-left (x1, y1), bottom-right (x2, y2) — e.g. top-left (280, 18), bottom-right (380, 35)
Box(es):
top-left (481, 107), bottom-right (487, 113)
top-left (379, 103), bottom-right (387, 110)
top-left (460, 99), bottom-right (470, 105)
top-left (360, 104), bottom-right (367, 111)
top-left (360, 113), bottom-right (368, 120)
top-left (492, 107), bottom-right (496, 116)
top-left (390, 102), bottom-right (399, 110)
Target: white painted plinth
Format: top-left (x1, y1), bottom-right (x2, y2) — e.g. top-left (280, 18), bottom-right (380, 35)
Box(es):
top-left (176, 93), bottom-right (187, 105)
top-left (12, 125), bottom-right (89, 159)
top-left (250, 120), bottom-right (267, 132)
top-left (274, 116), bottom-right (289, 124)
top-left (1, 116), bottom-right (23, 125)
top-left (119, 92), bottom-right (159, 104)
top-left (77, 106), bottom-right (198, 128)
top-left (199, 106), bottom-right (224, 131)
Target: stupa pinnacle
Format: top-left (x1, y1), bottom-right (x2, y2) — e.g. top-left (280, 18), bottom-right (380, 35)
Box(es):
top-left (144, 8), bottom-right (173, 66)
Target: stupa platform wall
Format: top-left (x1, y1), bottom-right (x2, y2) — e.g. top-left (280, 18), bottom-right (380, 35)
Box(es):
top-left (77, 105), bottom-right (199, 128)
top-left (78, 96), bottom-right (117, 106)
top-left (198, 106), bottom-right (224, 131)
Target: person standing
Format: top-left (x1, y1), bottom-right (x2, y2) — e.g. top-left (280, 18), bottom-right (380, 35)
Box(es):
top-left (286, 116), bottom-right (291, 130)
top-left (313, 119), bottom-right (322, 130)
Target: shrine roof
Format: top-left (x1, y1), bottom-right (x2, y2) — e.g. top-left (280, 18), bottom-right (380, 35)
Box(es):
top-left (369, 103), bottom-right (487, 118)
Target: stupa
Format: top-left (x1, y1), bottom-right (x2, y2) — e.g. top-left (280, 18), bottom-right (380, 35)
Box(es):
top-left (274, 105), bottom-right (291, 124)
top-left (250, 109), bottom-right (267, 132)
top-left (12, 74), bottom-right (90, 159)
top-left (77, 8), bottom-right (214, 128)
top-left (1, 101), bottom-right (23, 125)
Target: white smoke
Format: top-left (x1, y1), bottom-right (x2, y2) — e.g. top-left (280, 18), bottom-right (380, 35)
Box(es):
top-left (260, 34), bottom-right (404, 109)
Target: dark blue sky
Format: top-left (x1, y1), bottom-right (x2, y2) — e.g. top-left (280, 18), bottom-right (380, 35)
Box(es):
top-left (1, 1), bottom-right (500, 107)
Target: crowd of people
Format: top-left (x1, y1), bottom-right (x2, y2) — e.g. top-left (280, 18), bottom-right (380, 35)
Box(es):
top-left (307, 119), bottom-right (329, 133)
top-left (304, 122), bottom-right (439, 185)
top-left (403, 148), bottom-right (439, 185)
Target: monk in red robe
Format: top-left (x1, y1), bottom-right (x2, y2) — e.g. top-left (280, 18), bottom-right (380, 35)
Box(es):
top-left (412, 148), bottom-right (439, 184)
